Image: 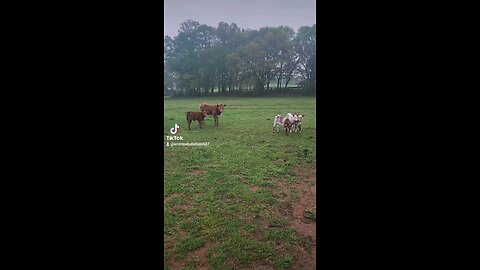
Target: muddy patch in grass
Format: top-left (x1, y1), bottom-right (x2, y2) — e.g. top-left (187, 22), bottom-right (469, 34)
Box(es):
top-left (293, 244), bottom-right (317, 270)
top-left (186, 241), bottom-right (213, 270)
top-left (250, 261), bottom-right (275, 270)
top-left (191, 169), bottom-right (206, 176)
top-left (276, 200), bottom-right (293, 217)
top-left (166, 233), bottom-right (210, 269)
top-left (164, 193), bottom-right (181, 204)
top-left (250, 186), bottom-right (260, 192)
top-left (270, 161), bottom-right (317, 269)
top-left (167, 198), bottom-right (194, 215)
top-left (170, 204), bottom-right (190, 214)
top-left (165, 231), bottom-right (188, 268)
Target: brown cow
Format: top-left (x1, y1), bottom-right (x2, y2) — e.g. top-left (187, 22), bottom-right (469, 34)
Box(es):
top-left (199, 103), bottom-right (226, 128)
top-left (186, 111), bottom-right (207, 130)
top-left (284, 118), bottom-right (293, 135)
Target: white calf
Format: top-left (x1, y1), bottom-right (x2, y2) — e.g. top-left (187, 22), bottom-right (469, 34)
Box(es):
top-left (293, 114), bottom-right (303, 132)
top-left (273, 115), bottom-right (286, 132)
top-left (286, 113), bottom-right (295, 133)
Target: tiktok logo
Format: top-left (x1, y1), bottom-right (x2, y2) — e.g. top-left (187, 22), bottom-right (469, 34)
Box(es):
top-left (170, 124), bottom-right (180, 135)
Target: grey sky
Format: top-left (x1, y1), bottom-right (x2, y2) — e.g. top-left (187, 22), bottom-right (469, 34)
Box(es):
top-left (164, 0), bottom-right (316, 38)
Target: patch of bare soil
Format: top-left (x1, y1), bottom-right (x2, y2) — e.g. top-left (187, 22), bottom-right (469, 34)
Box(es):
top-left (166, 233), bottom-right (212, 270)
top-left (250, 186), bottom-right (260, 192)
top-left (167, 259), bottom-right (181, 270)
top-left (293, 244), bottom-right (316, 270)
top-left (250, 213), bottom-right (271, 242)
top-left (169, 204), bottom-right (189, 214)
top-left (165, 231), bottom-right (187, 269)
top-left (191, 169), bottom-right (205, 176)
top-left (250, 262), bottom-right (275, 270)
top-left (169, 197), bottom-right (195, 215)
top-left (185, 241), bottom-right (214, 270)
top-left (276, 200), bottom-right (293, 216)
top-left (273, 161), bottom-right (317, 270)
top-left (164, 193), bottom-right (181, 204)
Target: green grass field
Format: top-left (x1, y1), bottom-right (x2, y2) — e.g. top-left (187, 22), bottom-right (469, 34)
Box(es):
top-left (164, 97), bottom-right (316, 269)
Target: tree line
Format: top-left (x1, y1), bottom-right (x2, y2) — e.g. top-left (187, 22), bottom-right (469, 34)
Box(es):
top-left (164, 20), bottom-right (316, 96)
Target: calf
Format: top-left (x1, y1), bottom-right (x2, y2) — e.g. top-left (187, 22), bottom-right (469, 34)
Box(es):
top-left (273, 114), bottom-right (286, 132)
top-left (284, 118), bottom-right (293, 135)
top-left (292, 113), bottom-right (304, 133)
top-left (186, 111), bottom-right (207, 130)
top-left (285, 113), bottom-right (295, 133)
top-left (199, 103), bottom-right (226, 128)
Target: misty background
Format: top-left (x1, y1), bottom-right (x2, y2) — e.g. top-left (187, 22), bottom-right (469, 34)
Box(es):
top-left (164, 0), bottom-right (316, 96)
top-left (164, 0), bottom-right (316, 38)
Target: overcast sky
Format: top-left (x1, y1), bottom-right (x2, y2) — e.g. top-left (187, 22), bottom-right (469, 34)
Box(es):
top-left (164, 0), bottom-right (316, 38)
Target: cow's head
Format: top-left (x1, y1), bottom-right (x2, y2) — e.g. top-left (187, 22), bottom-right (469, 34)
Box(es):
top-left (217, 104), bottom-right (226, 113)
top-left (294, 113), bottom-right (304, 120)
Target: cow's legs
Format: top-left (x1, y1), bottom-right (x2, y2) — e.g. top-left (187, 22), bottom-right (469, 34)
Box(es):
top-left (188, 120), bottom-right (192, 130)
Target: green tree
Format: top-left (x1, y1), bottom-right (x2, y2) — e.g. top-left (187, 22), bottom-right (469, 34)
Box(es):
top-left (164, 20), bottom-right (316, 96)
top-left (293, 25), bottom-right (316, 93)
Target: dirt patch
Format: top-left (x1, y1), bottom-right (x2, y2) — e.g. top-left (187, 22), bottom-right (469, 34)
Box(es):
top-left (293, 244), bottom-right (317, 270)
top-left (167, 259), bottom-right (182, 270)
top-left (170, 204), bottom-right (189, 214)
top-left (171, 198), bottom-right (194, 214)
top-left (291, 203), bottom-right (305, 219)
top-left (293, 180), bottom-right (316, 216)
top-left (272, 161), bottom-right (317, 270)
top-left (164, 193), bottom-right (181, 204)
top-left (186, 242), bottom-right (213, 270)
top-left (250, 262), bottom-right (275, 270)
top-left (192, 169), bottom-right (205, 176)
top-left (247, 212), bottom-right (269, 242)
top-left (166, 232), bottom-right (208, 269)
top-left (276, 200), bottom-right (293, 217)
top-left (248, 162), bottom-right (316, 269)
top-left (268, 178), bottom-right (290, 196)
top-left (292, 218), bottom-right (316, 242)
top-left (250, 186), bottom-right (260, 192)
top-left (291, 162), bottom-right (316, 178)
top-left (165, 231), bottom-right (187, 268)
